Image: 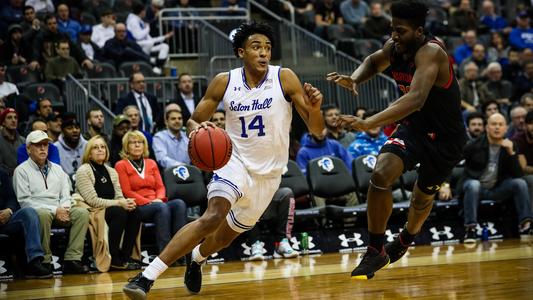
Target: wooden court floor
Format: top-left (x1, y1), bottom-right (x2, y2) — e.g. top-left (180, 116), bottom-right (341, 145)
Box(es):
top-left (2, 239), bottom-right (533, 299)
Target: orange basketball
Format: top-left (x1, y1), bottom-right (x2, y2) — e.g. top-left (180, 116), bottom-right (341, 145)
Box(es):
top-left (188, 126), bottom-right (232, 172)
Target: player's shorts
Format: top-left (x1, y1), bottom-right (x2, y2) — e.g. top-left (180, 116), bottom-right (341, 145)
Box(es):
top-left (380, 125), bottom-right (465, 195)
top-left (207, 156), bottom-right (281, 233)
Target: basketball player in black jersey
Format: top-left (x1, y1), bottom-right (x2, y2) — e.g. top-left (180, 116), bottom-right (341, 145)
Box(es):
top-left (327, 0), bottom-right (467, 280)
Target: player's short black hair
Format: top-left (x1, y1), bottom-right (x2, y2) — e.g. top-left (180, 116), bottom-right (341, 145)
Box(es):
top-left (466, 111), bottom-right (485, 126)
top-left (390, 0), bottom-right (428, 29)
top-left (232, 21), bottom-right (275, 58)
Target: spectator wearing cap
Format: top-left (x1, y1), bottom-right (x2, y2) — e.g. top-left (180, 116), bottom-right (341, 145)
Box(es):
top-left (44, 39), bottom-right (83, 85)
top-left (91, 10), bottom-right (116, 49)
top-left (512, 111), bottom-right (533, 211)
top-left (110, 114), bottom-right (131, 167)
top-left (17, 118), bottom-right (60, 165)
top-left (78, 24), bottom-right (102, 61)
top-left (153, 108), bottom-right (190, 169)
top-left (13, 130), bottom-right (90, 274)
top-left (82, 107), bottom-right (108, 142)
top-left (509, 11), bottom-right (533, 51)
top-left (54, 113), bottom-right (87, 176)
top-left (0, 24), bottom-right (32, 66)
top-left (45, 112), bottom-right (62, 142)
top-left (102, 23), bottom-right (151, 69)
top-left (56, 3), bottom-right (81, 43)
top-left (0, 108), bottom-right (24, 175)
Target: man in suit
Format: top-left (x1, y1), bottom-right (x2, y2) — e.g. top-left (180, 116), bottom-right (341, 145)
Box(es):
top-left (171, 73), bottom-right (200, 124)
top-left (115, 71), bottom-right (160, 133)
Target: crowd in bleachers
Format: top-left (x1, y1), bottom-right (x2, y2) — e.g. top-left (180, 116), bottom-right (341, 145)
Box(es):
top-left (0, 0), bottom-right (533, 279)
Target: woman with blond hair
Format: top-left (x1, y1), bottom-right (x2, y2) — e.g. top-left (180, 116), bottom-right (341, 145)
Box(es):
top-left (115, 130), bottom-right (187, 254)
top-left (75, 135), bottom-right (142, 271)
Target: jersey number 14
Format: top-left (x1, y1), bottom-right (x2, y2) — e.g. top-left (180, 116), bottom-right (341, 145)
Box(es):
top-left (239, 115), bottom-right (265, 138)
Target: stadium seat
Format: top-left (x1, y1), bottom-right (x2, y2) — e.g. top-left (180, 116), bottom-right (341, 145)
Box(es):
top-left (22, 83), bottom-right (63, 107)
top-left (87, 62), bottom-right (118, 78)
top-left (307, 156), bottom-right (356, 201)
top-left (163, 164), bottom-right (207, 207)
top-left (280, 160), bottom-right (310, 201)
top-left (6, 65), bottom-right (41, 88)
top-left (119, 61), bottom-right (155, 78)
top-left (352, 155), bottom-right (376, 203)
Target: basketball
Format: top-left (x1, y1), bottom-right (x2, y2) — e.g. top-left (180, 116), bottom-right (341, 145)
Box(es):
top-left (188, 126), bottom-right (232, 172)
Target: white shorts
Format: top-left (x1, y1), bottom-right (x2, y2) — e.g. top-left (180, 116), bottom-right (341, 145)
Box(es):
top-left (207, 157), bottom-right (281, 233)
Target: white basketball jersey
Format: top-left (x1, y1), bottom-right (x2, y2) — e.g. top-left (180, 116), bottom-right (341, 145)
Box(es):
top-left (222, 65), bottom-right (292, 176)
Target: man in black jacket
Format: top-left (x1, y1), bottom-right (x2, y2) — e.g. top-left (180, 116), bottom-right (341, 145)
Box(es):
top-left (170, 73), bottom-right (200, 125)
top-left (102, 23), bottom-right (151, 69)
top-left (462, 113), bottom-right (532, 243)
top-left (0, 169), bottom-right (51, 278)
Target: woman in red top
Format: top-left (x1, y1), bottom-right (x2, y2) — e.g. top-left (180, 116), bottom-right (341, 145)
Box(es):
top-left (115, 130), bottom-right (187, 253)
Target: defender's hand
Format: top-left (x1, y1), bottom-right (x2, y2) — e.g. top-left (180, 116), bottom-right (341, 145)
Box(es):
top-left (337, 115), bottom-right (369, 131)
top-left (326, 72), bottom-right (359, 96)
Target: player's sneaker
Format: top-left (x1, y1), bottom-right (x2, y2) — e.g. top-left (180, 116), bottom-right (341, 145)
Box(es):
top-left (249, 240), bottom-right (265, 261)
top-left (351, 246), bottom-right (390, 280)
top-left (463, 227), bottom-right (477, 244)
top-left (184, 254), bottom-right (203, 295)
top-left (123, 272), bottom-right (154, 300)
top-left (384, 236), bottom-right (410, 264)
top-left (274, 238), bottom-right (299, 259)
top-left (519, 222), bottom-right (532, 241)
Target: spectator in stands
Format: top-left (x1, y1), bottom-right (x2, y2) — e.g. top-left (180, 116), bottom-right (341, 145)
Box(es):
top-left (487, 31), bottom-right (510, 66)
top-left (461, 113), bottom-right (532, 243)
top-left (56, 4), bottom-right (82, 43)
top-left (91, 10), bottom-right (116, 49)
top-left (109, 114), bottom-right (131, 167)
top-left (21, 5), bottom-right (41, 42)
top-left (513, 61), bottom-right (533, 101)
top-left (296, 129), bottom-right (357, 207)
top-left (45, 112), bottom-right (62, 142)
top-left (513, 111), bottom-right (533, 212)
top-left (171, 73), bottom-right (200, 125)
top-left (31, 14), bottom-right (93, 71)
top-left (466, 111), bottom-right (485, 141)
top-left (145, 0), bottom-right (166, 38)
top-left (82, 0), bottom-right (113, 20)
top-left (459, 43), bottom-right (490, 77)
top-left (354, 106), bottom-right (367, 118)
top-left (479, 0), bottom-right (509, 33)
top-left (521, 93), bottom-right (533, 112)
top-left (509, 11), bottom-right (533, 51)
top-left (126, 1), bottom-right (173, 75)
top-left (454, 29), bottom-right (477, 66)
top-left (25, 0), bottom-right (55, 15)
top-left (78, 25), bottom-right (102, 61)
top-left (115, 130), bottom-right (187, 253)
top-left (13, 130), bottom-right (90, 274)
top-left (44, 39), bottom-right (83, 85)
top-left (347, 110), bottom-right (387, 158)
top-left (123, 105), bottom-right (154, 150)
top-left (340, 0), bottom-right (369, 31)
top-left (448, 0), bottom-right (479, 36)
top-left (116, 72), bottom-right (161, 134)
top-left (211, 109), bottom-right (226, 129)
top-left (507, 106), bottom-right (528, 138)
top-left (314, 0), bottom-right (353, 42)
top-left (102, 23), bottom-right (151, 69)
top-left (0, 65), bottom-right (19, 101)
top-left (74, 135), bottom-right (142, 270)
top-left (322, 104), bottom-right (355, 148)
top-left (503, 49), bottom-right (522, 83)
top-left (480, 62), bottom-right (513, 110)
top-left (82, 107), bottom-right (108, 142)
top-left (25, 98), bottom-right (53, 134)
top-left (153, 108), bottom-right (190, 169)
top-left (459, 62), bottom-right (487, 112)
top-left (220, 0), bottom-right (247, 15)
top-left (0, 168), bottom-right (52, 279)
top-left (0, 0), bottom-right (24, 40)
top-left (17, 118), bottom-right (60, 165)
top-left (247, 187), bottom-right (299, 261)
top-left (362, 2), bottom-right (391, 42)
top-left (481, 99), bottom-right (501, 119)
top-left (0, 24), bottom-right (32, 66)
top-left (285, 0), bottom-right (315, 31)
top-left (0, 108), bottom-right (24, 175)
top-left (54, 112), bottom-right (87, 176)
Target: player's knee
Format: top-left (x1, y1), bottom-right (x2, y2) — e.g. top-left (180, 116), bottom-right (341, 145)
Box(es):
top-left (371, 168), bottom-right (396, 188)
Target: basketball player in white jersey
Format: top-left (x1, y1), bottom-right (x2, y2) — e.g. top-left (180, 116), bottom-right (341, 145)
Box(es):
top-left (123, 21), bottom-right (325, 299)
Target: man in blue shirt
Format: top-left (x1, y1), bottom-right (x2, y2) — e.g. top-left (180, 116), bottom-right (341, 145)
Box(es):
top-left (479, 0), bottom-right (508, 32)
top-left (509, 11), bottom-right (533, 51)
top-left (348, 110), bottom-right (388, 158)
top-left (454, 29), bottom-right (478, 65)
top-left (153, 107), bottom-right (190, 169)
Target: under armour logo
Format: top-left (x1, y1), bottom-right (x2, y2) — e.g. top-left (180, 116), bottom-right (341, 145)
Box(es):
top-left (51, 255), bottom-right (61, 270)
top-left (476, 222), bottom-right (497, 235)
top-left (234, 87), bottom-right (241, 91)
top-left (290, 236), bottom-right (315, 250)
top-left (241, 242), bottom-right (267, 256)
top-left (362, 155), bottom-right (377, 170)
top-left (173, 166), bottom-right (190, 180)
top-left (429, 226), bottom-right (454, 240)
top-left (338, 233), bottom-right (364, 248)
top-left (385, 228), bottom-right (403, 242)
top-left (141, 250), bottom-right (156, 264)
top-left (317, 157), bottom-right (334, 172)
top-left (0, 260), bottom-right (6, 274)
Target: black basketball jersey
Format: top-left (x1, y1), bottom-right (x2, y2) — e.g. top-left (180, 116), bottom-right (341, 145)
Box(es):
top-left (389, 36), bottom-right (466, 142)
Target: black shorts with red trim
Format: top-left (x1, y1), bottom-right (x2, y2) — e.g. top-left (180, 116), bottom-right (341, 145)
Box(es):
top-left (379, 125), bottom-right (465, 194)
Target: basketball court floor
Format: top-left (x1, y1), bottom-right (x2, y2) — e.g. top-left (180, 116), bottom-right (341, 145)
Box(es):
top-left (2, 239), bottom-right (533, 299)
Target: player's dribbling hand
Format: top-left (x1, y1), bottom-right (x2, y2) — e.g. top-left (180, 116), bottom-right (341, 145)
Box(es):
top-left (303, 83), bottom-right (323, 108)
top-left (326, 72), bottom-right (358, 96)
top-left (188, 121), bottom-right (216, 138)
top-left (336, 115), bottom-right (369, 131)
